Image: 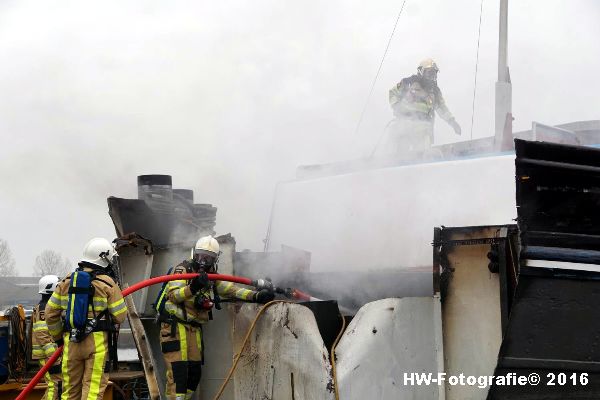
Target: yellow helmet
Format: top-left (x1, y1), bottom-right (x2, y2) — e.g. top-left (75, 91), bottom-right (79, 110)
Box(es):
top-left (418, 58), bottom-right (439, 72)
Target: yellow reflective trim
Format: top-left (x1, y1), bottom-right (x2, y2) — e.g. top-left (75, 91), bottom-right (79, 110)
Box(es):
top-left (195, 329), bottom-right (202, 354)
top-left (108, 298), bottom-right (124, 309)
top-left (88, 332), bottom-right (106, 400)
top-left (47, 321), bottom-right (63, 337)
top-left (156, 287), bottom-right (168, 312)
top-left (93, 298), bottom-right (108, 310)
top-left (32, 350), bottom-right (45, 358)
top-left (68, 272), bottom-right (78, 328)
top-left (240, 290), bottom-right (253, 300)
top-left (178, 323), bottom-right (188, 362)
top-left (33, 323), bottom-right (48, 332)
top-left (112, 306), bottom-right (127, 317)
top-left (109, 300), bottom-right (126, 311)
top-left (47, 378), bottom-right (55, 400)
top-left (46, 373), bottom-right (56, 399)
top-left (39, 360), bottom-right (56, 399)
top-left (62, 335), bottom-right (70, 400)
top-left (43, 343), bottom-right (57, 357)
top-left (173, 287), bottom-right (188, 302)
top-left (164, 303), bottom-right (185, 320)
top-left (92, 304), bottom-right (107, 313)
top-left (47, 298), bottom-right (63, 310)
top-left (109, 301), bottom-right (127, 318)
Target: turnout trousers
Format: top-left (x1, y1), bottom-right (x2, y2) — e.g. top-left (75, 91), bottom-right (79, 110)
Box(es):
top-left (160, 322), bottom-right (203, 400)
top-left (385, 118), bottom-right (435, 156)
top-left (61, 331), bottom-right (109, 400)
top-left (39, 358), bottom-right (62, 400)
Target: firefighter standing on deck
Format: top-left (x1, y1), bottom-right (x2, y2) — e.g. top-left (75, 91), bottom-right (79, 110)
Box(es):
top-left (32, 275), bottom-right (62, 400)
top-left (159, 235), bottom-right (274, 400)
top-left (45, 238), bottom-right (127, 400)
top-left (387, 58), bottom-right (461, 154)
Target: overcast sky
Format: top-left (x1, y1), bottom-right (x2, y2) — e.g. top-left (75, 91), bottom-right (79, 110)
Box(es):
top-left (0, 0), bottom-right (598, 275)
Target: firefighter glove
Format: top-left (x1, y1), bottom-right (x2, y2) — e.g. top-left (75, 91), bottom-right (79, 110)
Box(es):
top-left (254, 289), bottom-right (275, 304)
top-left (56, 337), bottom-right (64, 348)
top-left (190, 271), bottom-right (210, 294)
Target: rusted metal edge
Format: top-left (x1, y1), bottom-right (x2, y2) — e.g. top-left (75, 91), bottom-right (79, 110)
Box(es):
top-left (124, 285), bottom-right (162, 400)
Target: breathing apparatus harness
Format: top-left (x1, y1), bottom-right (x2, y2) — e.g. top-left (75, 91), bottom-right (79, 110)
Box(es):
top-left (153, 254), bottom-right (222, 335)
top-left (65, 262), bottom-right (117, 343)
top-left (193, 253), bottom-right (222, 314)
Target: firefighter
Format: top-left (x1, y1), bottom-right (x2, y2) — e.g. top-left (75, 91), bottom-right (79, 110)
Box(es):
top-left (32, 275), bottom-right (62, 400)
top-left (45, 238), bottom-right (127, 400)
top-left (388, 58), bottom-right (461, 154)
top-left (159, 235), bottom-right (274, 400)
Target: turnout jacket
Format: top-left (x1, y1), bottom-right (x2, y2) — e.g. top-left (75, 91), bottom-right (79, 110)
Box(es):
top-left (389, 75), bottom-right (455, 123)
top-left (45, 267), bottom-right (127, 340)
top-left (31, 301), bottom-right (58, 360)
top-left (163, 261), bottom-right (255, 325)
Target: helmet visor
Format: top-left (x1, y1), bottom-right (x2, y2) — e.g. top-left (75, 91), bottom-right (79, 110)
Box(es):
top-left (193, 250), bottom-right (217, 271)
top-left (99, 249), bottom-right (117, 268)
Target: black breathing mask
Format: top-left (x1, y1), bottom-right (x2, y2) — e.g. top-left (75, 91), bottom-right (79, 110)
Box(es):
top-left (191, 254), bottom-right (217, 273)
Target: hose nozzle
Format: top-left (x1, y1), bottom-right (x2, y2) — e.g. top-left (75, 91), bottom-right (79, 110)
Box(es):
top-left (251, 278), bottom-right (274, 291)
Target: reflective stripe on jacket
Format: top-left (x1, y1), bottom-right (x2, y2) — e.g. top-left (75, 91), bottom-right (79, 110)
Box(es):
top-left (45, 267), bottom-right (127, 341)
top-left (164, 262), bottom-right (255, 325)
top-left (389, 75), bottom-right (454, 123)
top-left (31, 303), bottom-right (57, 360)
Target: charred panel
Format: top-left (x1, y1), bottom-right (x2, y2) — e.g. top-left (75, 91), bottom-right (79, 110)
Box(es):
top-left (515, 139), bottom-right (600, 240)
top-left (487, 275), bottom-right (600, 399)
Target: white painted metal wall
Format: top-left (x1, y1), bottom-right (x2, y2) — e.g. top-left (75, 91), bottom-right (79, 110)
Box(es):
top-left (267, 155), bottom-right (516, 272)
top-left (442, 229), bottom-right (503, 400)
top-left (231, 302), bottom-right (335, 400)
top-left (336, 297), bottom-right (443, 400)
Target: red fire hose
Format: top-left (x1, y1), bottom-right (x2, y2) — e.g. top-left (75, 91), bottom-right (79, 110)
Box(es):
top-left (16, 273), bottom-right (255, 400)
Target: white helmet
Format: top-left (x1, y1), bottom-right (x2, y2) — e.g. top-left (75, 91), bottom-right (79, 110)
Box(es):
top-left (190, 235), bottom-right (220, 270)
top-left (38, 275), bottom-right (59, 294)
top-left (191, 235), bottom-right (220, 258)
top-left (80, 237), bottom-right (116, 269)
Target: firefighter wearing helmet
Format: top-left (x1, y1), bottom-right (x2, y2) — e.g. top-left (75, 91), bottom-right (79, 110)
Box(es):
top-left (45, 238), bottom-right (126, 400)
top-left (32, 275), bottom-right (62, 400)
top-left (388, 58), bottom-right (461, 154)
top-left (158, 235), bottom-right (274, 400)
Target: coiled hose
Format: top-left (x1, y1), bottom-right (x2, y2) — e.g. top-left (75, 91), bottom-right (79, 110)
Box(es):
top-left (7, 306), bottom-right (27, 382)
